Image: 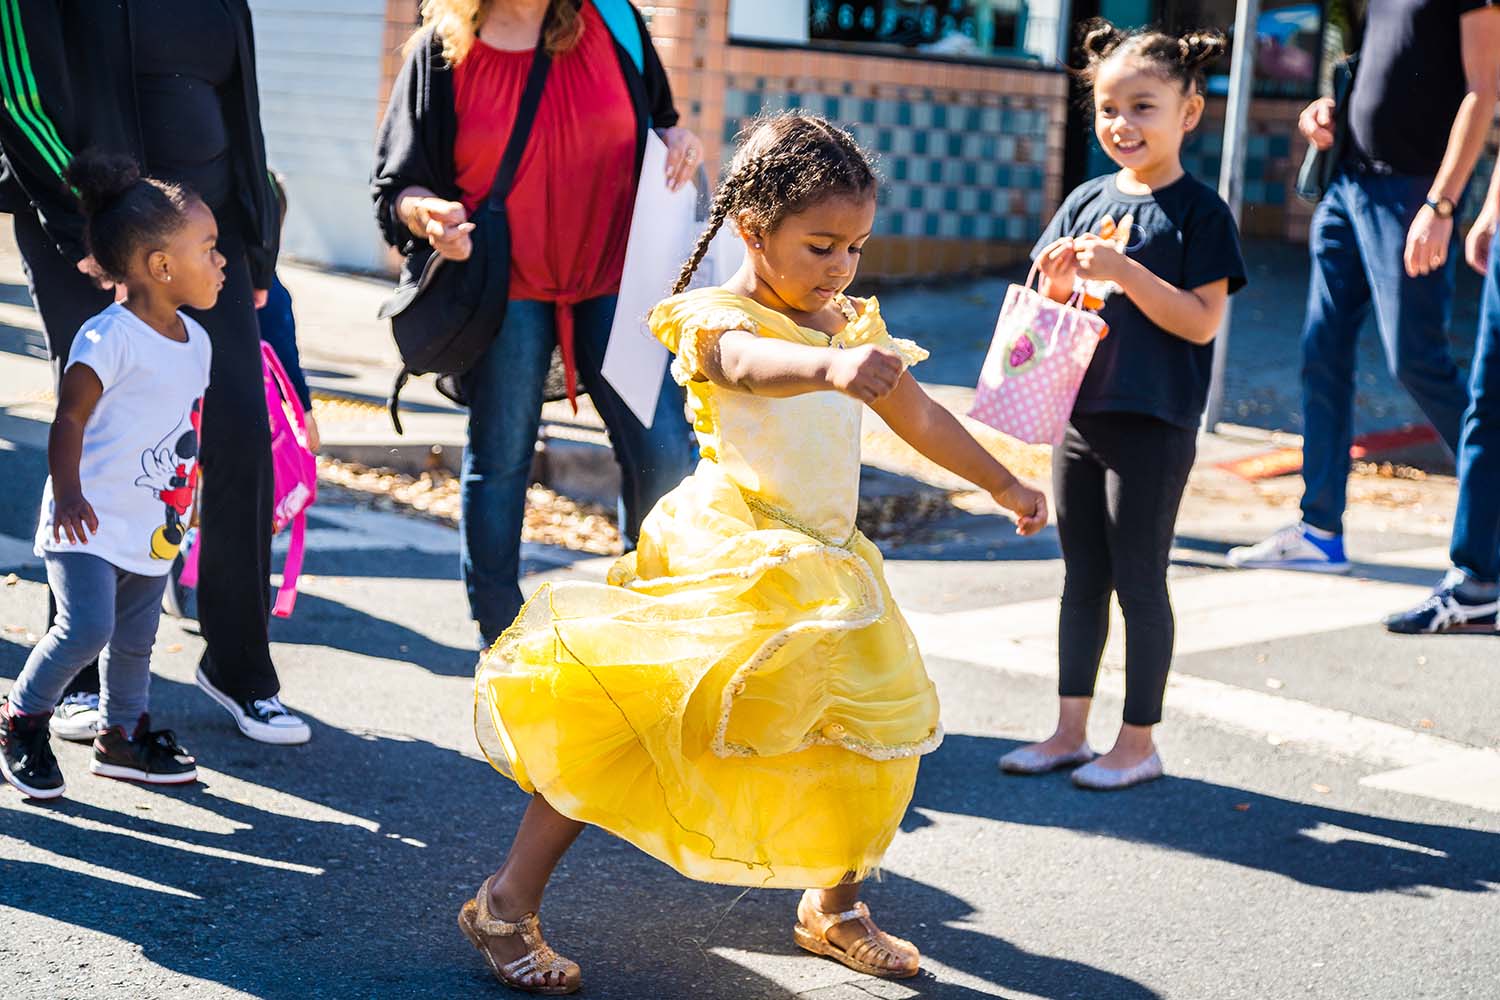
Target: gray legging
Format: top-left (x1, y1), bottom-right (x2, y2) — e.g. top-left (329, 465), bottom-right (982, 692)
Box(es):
top-left (9, 552), bottom-right (168, 730)
top-left (1053, 412), bottom-right (1197, 727)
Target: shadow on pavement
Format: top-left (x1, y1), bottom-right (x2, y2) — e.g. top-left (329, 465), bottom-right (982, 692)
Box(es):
top-left (911, 733), bottom-right (1500, 897)
top-left (266, 588), bottom-right (477, 676)
top-left (1, 668), bottom-right (1158, 999)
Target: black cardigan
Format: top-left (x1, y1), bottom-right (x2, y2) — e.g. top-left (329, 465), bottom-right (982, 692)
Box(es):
top-left (0, 0), bottom-right (280, 288)
top-left (372, 1), bottom-right (679, 255)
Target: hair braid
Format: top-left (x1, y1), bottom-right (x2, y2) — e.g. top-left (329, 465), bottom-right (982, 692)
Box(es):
top-left (672, 172), bottom-right (741, 295)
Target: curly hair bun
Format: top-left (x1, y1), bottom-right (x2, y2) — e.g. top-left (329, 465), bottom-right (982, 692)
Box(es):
top-left (1179, 31), bottom-right (1228, 71)
top-left (63, 150), bottom-right (144, 220)
top-left (1080, 18), bottom-right (1125, 61)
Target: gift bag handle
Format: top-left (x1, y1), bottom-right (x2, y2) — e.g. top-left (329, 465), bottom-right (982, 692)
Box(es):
top-left (1023, 259), bottom-right (1085, 356)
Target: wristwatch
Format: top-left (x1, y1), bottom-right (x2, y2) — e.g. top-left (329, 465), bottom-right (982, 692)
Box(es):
top-left (1425, 196), bottom-right (1456, 219)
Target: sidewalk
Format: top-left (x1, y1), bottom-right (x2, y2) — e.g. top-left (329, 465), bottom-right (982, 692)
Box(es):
top-left (0, 226), bottom-right (1479, 519)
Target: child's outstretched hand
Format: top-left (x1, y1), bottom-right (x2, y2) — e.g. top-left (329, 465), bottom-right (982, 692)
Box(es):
top-left (52, 493), bottom-right (99, 545)
top-left (993, 482), bottom-right (1048, 537)
top-left (826, 344), bottom-right (903, 404)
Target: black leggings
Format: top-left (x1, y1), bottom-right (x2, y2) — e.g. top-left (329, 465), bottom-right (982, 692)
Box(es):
top-left (16, 209), bottom-right (281, 704)
top-left (1053, 412), bottom-right (1196, 727)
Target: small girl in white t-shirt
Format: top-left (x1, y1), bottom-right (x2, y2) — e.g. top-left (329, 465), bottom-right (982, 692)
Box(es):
top-left (0, 153), bottom-right (223, 799)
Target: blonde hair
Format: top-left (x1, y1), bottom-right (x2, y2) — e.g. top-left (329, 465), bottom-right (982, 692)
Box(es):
top-left (406, 0), bottom-right (584, 64)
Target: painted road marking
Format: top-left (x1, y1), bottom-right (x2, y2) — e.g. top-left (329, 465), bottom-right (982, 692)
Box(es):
top-left (906, 568), bottom-right (1500, 814)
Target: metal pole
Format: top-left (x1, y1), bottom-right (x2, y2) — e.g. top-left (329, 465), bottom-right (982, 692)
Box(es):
top-left (1201, 0), bottom-right (1260, 433)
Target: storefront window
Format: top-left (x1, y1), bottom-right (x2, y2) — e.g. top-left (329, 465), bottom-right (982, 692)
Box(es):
top-left (1158, 0), bottom-right (1325, 98)
top-left (730, 0), bottom-right (1061, 64)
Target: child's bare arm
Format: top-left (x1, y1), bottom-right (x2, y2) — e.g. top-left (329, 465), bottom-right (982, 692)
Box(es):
top-left (49, 364), bottom-right (103, 544)
top-left (870, 374), bottom-right (1048, 535)
top-left (701, 330), bottom-right (903, 402)
top-left (1074, 235), bottom-right (1228, 345)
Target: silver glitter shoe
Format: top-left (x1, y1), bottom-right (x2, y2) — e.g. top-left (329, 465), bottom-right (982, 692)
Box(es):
top-left (998, 743), bottom-right (1096, 775)
top-left (1071, 751), bottom-right (1164, 790)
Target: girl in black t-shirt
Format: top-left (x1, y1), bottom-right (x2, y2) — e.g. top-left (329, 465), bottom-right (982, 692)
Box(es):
top-left (997, 21), bottom-right (1247, 791)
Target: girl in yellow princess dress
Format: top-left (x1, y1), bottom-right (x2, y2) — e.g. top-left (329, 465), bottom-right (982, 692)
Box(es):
top-left (461, 112), bottom-right (1048, 995)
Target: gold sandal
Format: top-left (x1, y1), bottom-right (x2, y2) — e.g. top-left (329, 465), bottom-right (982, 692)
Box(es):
top-left (794, 891), bottom-right (921, 979)
top-left (458, 877), bottom-right (581, 995)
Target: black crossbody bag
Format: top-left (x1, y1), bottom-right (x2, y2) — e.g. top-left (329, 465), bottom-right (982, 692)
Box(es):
top-left (378, 17), bottom-right (554, 434)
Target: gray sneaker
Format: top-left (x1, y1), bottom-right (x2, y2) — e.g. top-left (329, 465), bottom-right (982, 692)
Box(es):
top-left (51, 691), bottom-right (102, 743)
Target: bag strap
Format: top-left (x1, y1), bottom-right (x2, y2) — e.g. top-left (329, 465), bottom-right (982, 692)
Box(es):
top-left (485, 10), bottom-right (556, 211)
top-left (272, 511), bottom-right (306, 619)
top-left (389, 368), bottom-right (410, 436)
top-left (261, 341), bottom-right (312, 444)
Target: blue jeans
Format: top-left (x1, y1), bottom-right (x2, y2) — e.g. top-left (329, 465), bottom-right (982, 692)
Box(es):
top-left (1299, 166), bottom-right (1467, 533)
top-left (459, 296), bottom-right (695, 642)
top-left (1450, 243), bottom-right (1500, 584)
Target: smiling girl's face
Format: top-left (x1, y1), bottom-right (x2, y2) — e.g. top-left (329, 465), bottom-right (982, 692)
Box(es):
top-left (742, 193), bottom-right (877, 318)
top-left (1092, 56), bottom-right (1204, 187)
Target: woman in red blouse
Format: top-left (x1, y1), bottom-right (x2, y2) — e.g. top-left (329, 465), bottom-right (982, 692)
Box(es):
top-left (374, 0), bottom-right (701, 653)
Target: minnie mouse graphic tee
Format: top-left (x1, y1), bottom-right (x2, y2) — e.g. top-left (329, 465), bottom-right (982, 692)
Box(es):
top-left (35, 304), bottom-right (212, 576)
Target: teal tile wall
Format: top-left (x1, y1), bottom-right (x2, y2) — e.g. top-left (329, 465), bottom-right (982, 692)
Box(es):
top-left (723, 84), bottom-right (1052, 243)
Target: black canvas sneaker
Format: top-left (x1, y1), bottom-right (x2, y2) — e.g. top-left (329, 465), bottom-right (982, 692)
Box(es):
top-left (195, 667), bottom-right (311, 745)
top-left (91, 717), bottom-right (198, 785)
top-left (0, 700), bottom-right (65, 799)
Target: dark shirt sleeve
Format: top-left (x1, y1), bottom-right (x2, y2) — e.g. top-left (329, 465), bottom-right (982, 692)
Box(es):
top-left (230, 1), bottom-right (281, 291)
top-left (635, 4), bottom-right (680, 130)
top-left (256, 275), bottom-right (312, 410)
top-left (372, 33), bottom-right (454, 254)
top-left (1181, 197), bottom-right (1248, 295)
top-left (0, 2), bottom-right (87, 263)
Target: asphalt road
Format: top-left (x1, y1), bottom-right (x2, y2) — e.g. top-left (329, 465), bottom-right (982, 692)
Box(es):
top-left (2, 473), bottom-right (1496, 1000)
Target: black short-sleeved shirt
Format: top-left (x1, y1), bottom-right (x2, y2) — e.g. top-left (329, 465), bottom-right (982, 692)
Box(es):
top-left (1031, 172), bottom-right (1247, 430)
top-left (1348, 0), bottom-right (1497, 177)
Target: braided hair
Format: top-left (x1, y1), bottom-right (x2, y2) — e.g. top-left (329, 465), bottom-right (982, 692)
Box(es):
top-left (1078, 19), bottom-right (1227, 98)
top-left (672, 112), bottom-right (878, 296)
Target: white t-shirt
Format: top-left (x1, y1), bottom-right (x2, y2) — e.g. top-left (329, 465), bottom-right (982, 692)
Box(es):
top-left (35, 304), bottom-right (213, 577)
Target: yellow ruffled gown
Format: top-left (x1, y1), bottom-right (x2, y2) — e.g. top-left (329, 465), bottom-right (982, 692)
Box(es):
top-left (475, 288), bottom-right (941, 889)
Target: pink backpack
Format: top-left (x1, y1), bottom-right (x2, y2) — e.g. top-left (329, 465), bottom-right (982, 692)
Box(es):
top-left (180, 341), bottom-right (317, 617)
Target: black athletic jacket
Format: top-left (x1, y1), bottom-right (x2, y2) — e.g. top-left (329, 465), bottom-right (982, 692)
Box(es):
top-left (372, 0), bottom-right (679, 255)
top-left (0, 0), bottom-right (280, 287)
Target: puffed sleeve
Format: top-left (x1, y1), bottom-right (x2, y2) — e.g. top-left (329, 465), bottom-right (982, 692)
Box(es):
top-left (648, 293), bottom-right (760, 385)
top-left (831, 297), bottom-right (929, 370)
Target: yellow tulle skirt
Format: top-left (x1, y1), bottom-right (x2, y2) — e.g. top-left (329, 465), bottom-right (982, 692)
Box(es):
top-left (475, 464), bottom-right (941, 888)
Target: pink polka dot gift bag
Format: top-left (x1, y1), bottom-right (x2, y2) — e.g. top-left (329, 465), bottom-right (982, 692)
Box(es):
top-left (968, 264), bottom-right (1109, 446)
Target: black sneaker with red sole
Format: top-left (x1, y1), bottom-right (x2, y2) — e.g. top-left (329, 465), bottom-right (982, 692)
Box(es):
top-left (91, 717), bottom-right (198, 785)
top-left (1, 699), bottom-right (65, 799)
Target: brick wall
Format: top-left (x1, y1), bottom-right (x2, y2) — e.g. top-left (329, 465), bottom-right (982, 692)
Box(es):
top-left (645, 0), bottom-right (1069, 277)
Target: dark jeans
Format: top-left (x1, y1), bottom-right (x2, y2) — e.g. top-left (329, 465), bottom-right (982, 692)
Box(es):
top-left (1299, 165), bottom-right (1467, 533)
top-left (1054, 413), bottom-right (1197, 727)
top-left (1451, 243), bottom-right (1500, 584)
top-left (15, 210), bottom-right (281, 704)
top-left (460, 296), bottom-right (694, 643)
